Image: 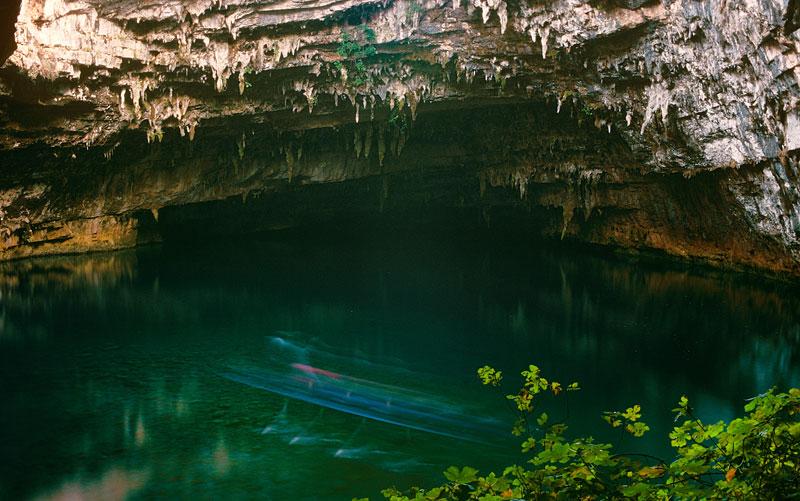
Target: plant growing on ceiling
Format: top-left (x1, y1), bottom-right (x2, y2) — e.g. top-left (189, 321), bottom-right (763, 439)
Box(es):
top-left (333, 24), bottom-right (378, 88)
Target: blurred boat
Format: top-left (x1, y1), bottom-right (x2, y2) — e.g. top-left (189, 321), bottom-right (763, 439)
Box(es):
top-left (224, 336), bottom-right (507, 444)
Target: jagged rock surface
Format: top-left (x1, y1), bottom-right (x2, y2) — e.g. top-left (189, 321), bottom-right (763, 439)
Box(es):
top-left (0, 0), bottom-right (799, 277)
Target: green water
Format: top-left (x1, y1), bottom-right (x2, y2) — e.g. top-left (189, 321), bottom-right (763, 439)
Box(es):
top-left (1, 237), bottom-right (799, 500)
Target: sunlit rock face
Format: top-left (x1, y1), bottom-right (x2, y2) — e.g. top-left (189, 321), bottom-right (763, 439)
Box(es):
top-left (0, 0), bottom-right (799, 276)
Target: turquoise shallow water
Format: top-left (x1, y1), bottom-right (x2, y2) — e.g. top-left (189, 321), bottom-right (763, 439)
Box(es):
top-left (0, 237), bottom-right (799, 500)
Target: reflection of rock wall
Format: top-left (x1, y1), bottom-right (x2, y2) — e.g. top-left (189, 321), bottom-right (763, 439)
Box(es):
top-left (2, 237), bottom-right (798, 400)
top-left (0, 249), bottom-right (137, 342)
top-left (0, 1), bottom-right (799, 275)
top-left (0, 249), bottom-right (137, 293)
top-left (35, 468), bottom-right (150, 501)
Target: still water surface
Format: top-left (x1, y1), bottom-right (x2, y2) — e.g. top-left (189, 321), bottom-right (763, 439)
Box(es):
top-left (1, 237), bottom-right (799, 500)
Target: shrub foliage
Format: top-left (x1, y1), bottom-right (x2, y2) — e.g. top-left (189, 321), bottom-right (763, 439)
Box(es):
top-left (333, 24), bottom-right (377, 87)
top-left (379, 364), bottom-right (800, 500)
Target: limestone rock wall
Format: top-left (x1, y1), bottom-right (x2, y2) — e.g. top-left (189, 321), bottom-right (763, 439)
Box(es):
top-left (0, 0), bottom-right (799, 277)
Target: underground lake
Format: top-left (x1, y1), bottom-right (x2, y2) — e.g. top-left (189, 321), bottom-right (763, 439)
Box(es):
top-left (0, 235), bottom-right (798, 500)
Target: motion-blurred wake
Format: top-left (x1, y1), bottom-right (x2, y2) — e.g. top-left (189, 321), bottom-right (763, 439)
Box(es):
top-left (224, 335), bottom-right (506, 443)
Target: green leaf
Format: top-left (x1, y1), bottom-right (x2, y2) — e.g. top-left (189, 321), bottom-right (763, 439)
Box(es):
top-left (625, 421), bottom-right (650, 437)
top-left (672, 395), bottom-right (690, 418)
top-left (621, 482), bottom-right (653, 497)
top-left (623, 404), bottom-right (642, 422)
top-left (603, 414), bottom-right (622, 428)
top-left (477, 366), bottom-right (503, 386)
top-left (443, 466), bottom-right (478, 484)
top-left (521, 437), bottom-right (536, 453)
top-left (511, 417), bottom-right (525, 436)
top-left (533, 442), bottom-right (573, 464)
top-left (361, 25), bottom-right (377, 42)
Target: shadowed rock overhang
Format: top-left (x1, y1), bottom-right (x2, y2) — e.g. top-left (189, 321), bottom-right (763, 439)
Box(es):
top-left (0, 0), bottom-right (798, 277)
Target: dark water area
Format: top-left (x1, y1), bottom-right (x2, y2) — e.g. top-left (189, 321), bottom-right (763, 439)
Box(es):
top-left (0, 235), bottom-right (799, 500)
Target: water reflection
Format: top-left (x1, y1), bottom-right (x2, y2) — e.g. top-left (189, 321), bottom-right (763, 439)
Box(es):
top-left (33, 468), bottom-right (149, 501)
top-left (0, 239), bottom-right (798, 499)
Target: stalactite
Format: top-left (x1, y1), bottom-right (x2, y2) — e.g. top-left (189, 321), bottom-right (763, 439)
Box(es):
top-left (641, 81), bottom-right (671, 134)
top-left (119, 89), bottom-right (127, 115)
top-left (540, 26), bottom-right (550, 59)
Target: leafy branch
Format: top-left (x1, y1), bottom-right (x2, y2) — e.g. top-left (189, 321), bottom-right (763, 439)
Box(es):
top-left (378, 365), bottom-right (800, 501)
